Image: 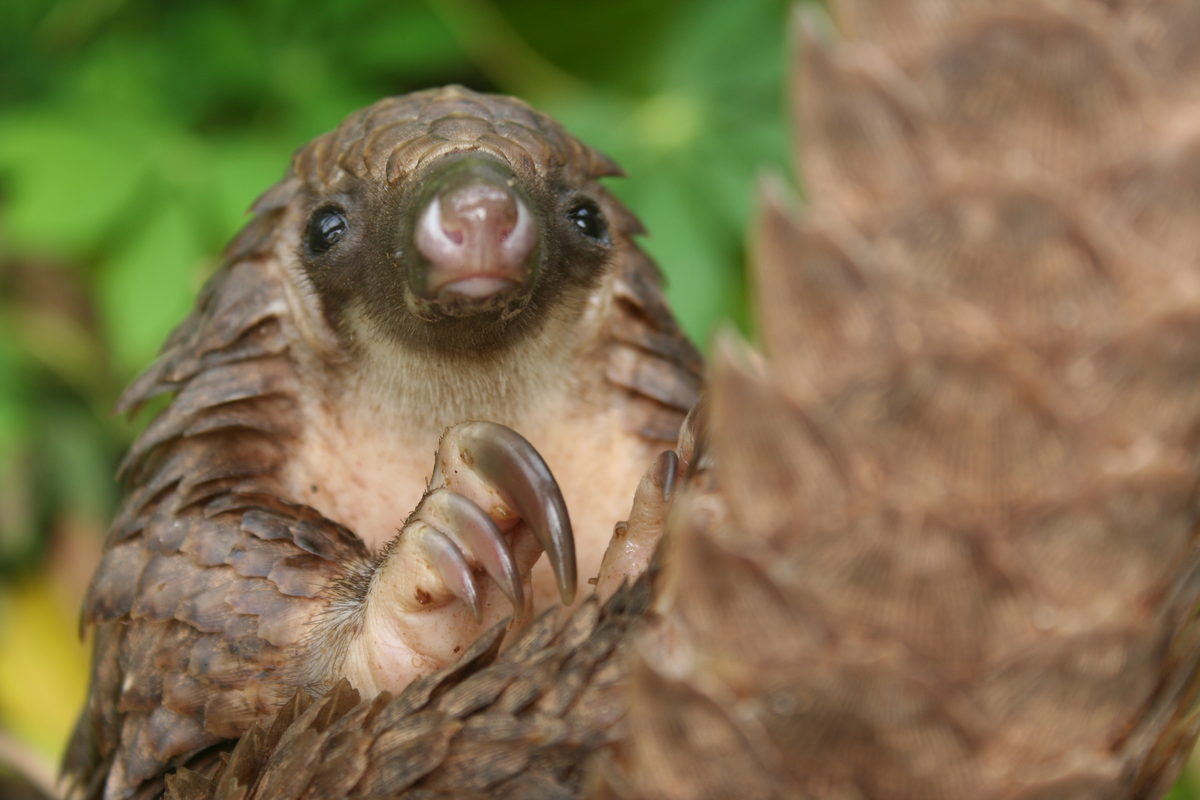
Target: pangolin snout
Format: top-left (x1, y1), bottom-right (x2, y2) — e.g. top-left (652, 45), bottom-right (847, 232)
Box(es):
top-left (413, 159), bottom-right (537, 306)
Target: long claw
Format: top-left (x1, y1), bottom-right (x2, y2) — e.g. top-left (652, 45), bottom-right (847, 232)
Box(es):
top-left (420, 528), bottom-right (483, 622)
top-left (457, 422), bottom-right (577, 605)
top-left (679, 395), bottom-right (711, 475)
top-left (656, 449), bottom-right (679, 503)
top-left (422, 488), bottom-right (526, 619)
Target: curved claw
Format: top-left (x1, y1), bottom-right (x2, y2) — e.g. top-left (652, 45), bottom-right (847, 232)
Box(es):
top-left (457, 422), bottom-right (577, 605)
top-left (421, 488), bottom-right (526, 619)
top-left (419, 528), bottom-right (482, 622)
top-left (656, 449), bottom-right (679, 503)
top-left (679, 395), bottom-right (711, 476)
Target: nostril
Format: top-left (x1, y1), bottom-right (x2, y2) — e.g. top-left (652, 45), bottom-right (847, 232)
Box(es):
top-left (413, 174), bottom-right (538, 301)
top-left (442, 183), bottom-right (518, 246)
top-left (442, 225), bottom-right (464, 246)
top-left (418, 182), bottom-right (524, 263)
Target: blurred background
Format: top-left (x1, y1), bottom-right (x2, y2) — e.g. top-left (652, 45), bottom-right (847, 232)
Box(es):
top-left (0, 0), bottom-right (789, 792)
top-left (2, 1), bottom-right (1198, 798)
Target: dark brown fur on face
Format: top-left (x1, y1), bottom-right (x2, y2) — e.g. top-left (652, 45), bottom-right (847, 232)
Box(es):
top-left (64, 86), bottom-right (703, 800)
top-left (294, 134), bottom-right (625, 357)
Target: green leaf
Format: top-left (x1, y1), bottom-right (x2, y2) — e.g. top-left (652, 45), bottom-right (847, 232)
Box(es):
top-left (624, 168), bottom-right (744, 348)
top-left (96, 198), bottom-right (205, 375)
top-left (199, 138), bottom-right (293, 239)
top-left (0, 382), bottom-right (28, 466)
top-left (354, 3), bottom-right (465, 77)
top-left (0, 113), bottom-right (151, 258)
top-left (38, 403), bottom-right (117, 520)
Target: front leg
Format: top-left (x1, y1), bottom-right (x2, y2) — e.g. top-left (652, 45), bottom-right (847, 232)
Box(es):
top-left (594, 395), bottom-right (706, 601)
top-left (593, 449), bottom-right (678, 602)
top-left (339, 421), bottom-right (577, 697)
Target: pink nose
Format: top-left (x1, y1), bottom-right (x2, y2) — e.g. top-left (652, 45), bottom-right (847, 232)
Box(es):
top-left (415, 177), bottom-right (537, 300)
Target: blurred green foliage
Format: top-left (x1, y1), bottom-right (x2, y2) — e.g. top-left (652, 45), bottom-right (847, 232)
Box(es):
top-left (0, 0), bottom-right (793, 775)
top-left (1173, 772), bottom-right (1200, 800)
top-left (5, 2), bottom-right (1197, 799)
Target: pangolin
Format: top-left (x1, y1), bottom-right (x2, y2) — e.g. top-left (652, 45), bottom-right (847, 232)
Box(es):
top-left (145, 1), bottom-right (1200, 799)
top-left (62, 87), bottom-right (702, 800)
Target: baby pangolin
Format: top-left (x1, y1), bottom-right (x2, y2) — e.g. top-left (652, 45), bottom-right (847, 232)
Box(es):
top-left (63, 86), bottom-right (702, 800)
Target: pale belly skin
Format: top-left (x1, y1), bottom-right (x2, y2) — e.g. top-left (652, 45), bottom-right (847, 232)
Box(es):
top-left (282, 366), bottom-right (662, 616)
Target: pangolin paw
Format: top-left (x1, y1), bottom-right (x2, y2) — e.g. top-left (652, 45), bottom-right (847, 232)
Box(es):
top-left (401, 487), bottom-right (527, 623)
top-left (426, 421), bottom-right (576, 610)
top-left (342, 421), bottom-right (576, 697)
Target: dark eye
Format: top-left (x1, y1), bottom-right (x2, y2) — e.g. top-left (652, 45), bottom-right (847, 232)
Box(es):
top-left (306, 207), bottom-right (348, 255)
top-left (567, 202), bottom-right (606, 240)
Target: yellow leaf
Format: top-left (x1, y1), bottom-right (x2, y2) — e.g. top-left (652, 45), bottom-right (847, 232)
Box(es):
top-left (0, 576), bottom-right (90, 762)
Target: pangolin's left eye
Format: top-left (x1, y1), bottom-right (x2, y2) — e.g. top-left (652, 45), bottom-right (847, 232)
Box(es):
top-left (306, 206), bottom-right (349, 255)
top-left (567, 201), bottom-right (606, 240)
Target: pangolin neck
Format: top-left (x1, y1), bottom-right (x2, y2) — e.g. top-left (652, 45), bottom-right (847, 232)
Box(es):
top-left (341, 311), bottom-right (588, 435)
top-left (287, 308), bottom-right (605, 554)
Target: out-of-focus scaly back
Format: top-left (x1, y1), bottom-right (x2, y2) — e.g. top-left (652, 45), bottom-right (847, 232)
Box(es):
top-left (612, 2), bottom-right (1200, 797)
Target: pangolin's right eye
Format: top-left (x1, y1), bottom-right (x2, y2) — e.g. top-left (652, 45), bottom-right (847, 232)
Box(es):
top-left (306, 207), bottom-right (348, 255)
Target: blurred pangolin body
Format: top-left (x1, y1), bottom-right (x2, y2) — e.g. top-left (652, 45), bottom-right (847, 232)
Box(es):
top-left (69, 0), bottom-right (1200, 798)
top-left (612, 1), bottom-right (1200, 798)
top-left (63, 87), bottom-right (701, 800)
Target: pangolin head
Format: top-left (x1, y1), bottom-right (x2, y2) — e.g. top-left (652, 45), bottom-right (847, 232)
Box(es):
top-left (241, 85), bottom-right (638, 356)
